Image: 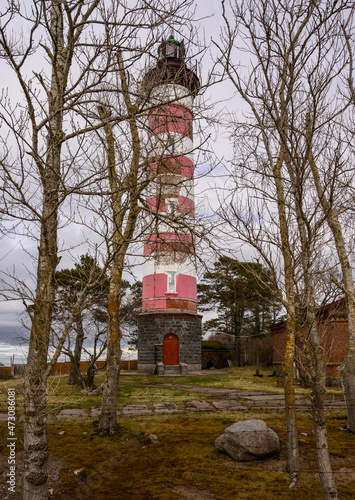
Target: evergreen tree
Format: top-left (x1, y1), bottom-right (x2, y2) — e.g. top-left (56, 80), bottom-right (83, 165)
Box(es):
top-left (54, 255), bottom-right (110, 386)
top-left (198, 256), bottom-right (280, 365)
top-left (54, 255), bottom-right (141, 386)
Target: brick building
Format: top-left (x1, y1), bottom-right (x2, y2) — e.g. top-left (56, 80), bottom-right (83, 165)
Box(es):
top-left (201, 341), bottom-right (236, 369)
top-left (271, 298), bottom-right (349, 383)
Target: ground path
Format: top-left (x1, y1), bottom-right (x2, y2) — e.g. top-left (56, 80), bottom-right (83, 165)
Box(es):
top-left (0, 381), bottom-right (346, 420)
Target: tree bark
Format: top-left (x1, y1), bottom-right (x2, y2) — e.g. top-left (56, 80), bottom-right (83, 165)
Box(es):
top-left (98, 51), bottom-right (141, 433)
top-left (273, 151), bottom-right (300, 474)
top-left (285, 152), bottom-right (338, 498)
top-left (22, 2), bottom-right (64, 497)
top-left (308, 129), bottom-right (355, 432)
top-left (96, 103), bottom-right (123, 434)
top-left (312, 377), bottom-right (338, 499)
top-left (67, 313), bottom-right (85, 385)
top-left (99, 266), bottom-right (123, 434)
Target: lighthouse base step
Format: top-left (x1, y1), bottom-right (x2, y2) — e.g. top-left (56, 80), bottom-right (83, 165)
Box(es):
top-left (156, 362), bottom-right (188, 376)
top-left (163, 365), bottom-right (181, 376)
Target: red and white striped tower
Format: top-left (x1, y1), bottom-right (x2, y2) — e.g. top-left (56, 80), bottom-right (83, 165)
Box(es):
top-left (138, 36), bottom-right (202, 374)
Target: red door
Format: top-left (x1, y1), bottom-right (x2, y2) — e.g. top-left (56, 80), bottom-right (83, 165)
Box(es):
top-left (163, 334), bottom-right (179, 365)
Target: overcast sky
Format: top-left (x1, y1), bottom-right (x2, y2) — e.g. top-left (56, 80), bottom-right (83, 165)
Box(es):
top-left (0, 0), bottom-right (255, 364)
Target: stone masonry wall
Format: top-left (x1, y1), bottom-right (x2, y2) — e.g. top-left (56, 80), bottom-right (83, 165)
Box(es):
top-left (138, 311), bottom-right (202, 372)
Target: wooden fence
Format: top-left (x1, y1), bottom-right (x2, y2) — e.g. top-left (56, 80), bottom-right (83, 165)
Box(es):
top-left (0, 359), bottom-right (138, 380)
top-left (0, 366), bottom-right (12, 380)
top-left (49, 359), bottom-right (137, 375)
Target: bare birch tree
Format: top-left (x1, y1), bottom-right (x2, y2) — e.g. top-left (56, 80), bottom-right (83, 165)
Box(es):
top-left (214, 0), bottom-right (354, 495)
top-left (96, 85), bottom-right (142, 434)
top-left (0, 0), bottom-right (197, 496)
top-left (0, 2), bottom-right (109, 498)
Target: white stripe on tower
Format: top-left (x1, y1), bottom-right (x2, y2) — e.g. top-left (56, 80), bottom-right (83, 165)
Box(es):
top-left (142, 81), bottom-right (198, 313)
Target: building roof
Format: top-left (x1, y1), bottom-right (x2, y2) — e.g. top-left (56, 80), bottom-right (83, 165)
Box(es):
top-left (270, 297), bottom-right (346, 333)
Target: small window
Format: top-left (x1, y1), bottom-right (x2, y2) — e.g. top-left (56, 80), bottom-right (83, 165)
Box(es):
top-left (167, 198), bottom-right (178, 214)
top-left (167, 136), bottom-right (175, 154)
top-left (167, 271), bottom-right (176, 293)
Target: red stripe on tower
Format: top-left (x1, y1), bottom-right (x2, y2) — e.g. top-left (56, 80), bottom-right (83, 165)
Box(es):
top-left (138, 35), bottom-right (202, 374)
top-left (141, 37), bottom-right (199, 315)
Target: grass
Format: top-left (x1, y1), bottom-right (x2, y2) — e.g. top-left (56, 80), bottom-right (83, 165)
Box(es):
top-left (0, 366), bottom-right (353, 499)
top-left (120, 365), bottom-right (281, 391)
top-left (1, 413), bottom-right (353, 499)
top-left (121, 365), bottom-right (344, 397)
top-left (0, 365), bottom-right (344, 415)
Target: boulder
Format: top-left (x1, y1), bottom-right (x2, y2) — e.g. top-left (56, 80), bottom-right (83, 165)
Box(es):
top-left (215, 419), bottom-right (280, 461)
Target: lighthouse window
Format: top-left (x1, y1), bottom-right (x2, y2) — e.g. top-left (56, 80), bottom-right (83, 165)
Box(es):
top-left (167, 198), bottom-right (178, 214)
top-left (167, 271), bottom-right (177, 292)
top-left (167, 136), bottom-right (175, 154)
top-left (166, 44), bottom-right (175, 57)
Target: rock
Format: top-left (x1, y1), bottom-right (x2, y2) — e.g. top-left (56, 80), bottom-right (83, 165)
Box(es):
top-left (148, 433), bottom-right (159, 444)
top-left (212, 400), bottom-right (247, 411)
top-left (153, 402), bottom-right (182, 414)
top-left (185, 400), bottom-right (214, 412)
top-left (57, 408), bottom-right (88, 419)
top-left (73, 468), bottom-right (87, 477)
top-left (215, 419), bottom-right (280, 461)
top-left (122, 404), bottom-right (152, 415)
top-left (137, 433), bottom-right (159, 445)
top-left (90, 406), bottom-right (102, 417)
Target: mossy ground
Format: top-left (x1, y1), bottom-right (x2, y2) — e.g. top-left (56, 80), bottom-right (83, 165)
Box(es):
top-left (2, 414), bottom-right (353, 499)
top-left (0, 367), bottom-right (354, 499)
top-left (0, 365), bottom-right (344, 414)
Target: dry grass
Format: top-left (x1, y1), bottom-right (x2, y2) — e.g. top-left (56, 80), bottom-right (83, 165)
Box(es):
top-left (121, 365), bottom-right (344, 397)
top-left (0, 367), bottom-right (353, 499)
top-left (1, 413), bottom-right (353, 499)
top-left (0, 365), bottom-right (344, 414)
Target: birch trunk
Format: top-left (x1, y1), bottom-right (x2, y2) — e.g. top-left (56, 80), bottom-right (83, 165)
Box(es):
top-left (22, 3), bottom-right (65, 498)
top-left (285, 154), bottom-right (338, 498)
top-left (68, 313), bottom-right (85, 385)
top-left (273, 152), bottom-right (300, 474)
top-left (99, 264), bottom-right (123, 434)
top-left (98, 51), bottom-right (141, 434)
top-left (97, 104), bottom-right (122, 433)
top-left (22, 233), bottom-right (58, 500)
top-left (304, 302), bottom-right (338, 498)
top-left (308, 129), bottom-right (355, 432)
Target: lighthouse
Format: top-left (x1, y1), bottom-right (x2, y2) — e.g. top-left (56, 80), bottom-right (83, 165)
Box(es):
top-left (138, 36), bottom-right (202, 374)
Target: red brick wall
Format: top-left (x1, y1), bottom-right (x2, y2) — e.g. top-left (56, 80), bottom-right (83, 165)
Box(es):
top-left (271, 301), bottom-right (349, 380)
top-left (271, 323), bottom-right (287, 376)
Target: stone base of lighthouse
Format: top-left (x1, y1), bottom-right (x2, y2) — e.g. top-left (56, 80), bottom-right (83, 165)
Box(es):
top-left (137, 311), bottom-right (202, 374)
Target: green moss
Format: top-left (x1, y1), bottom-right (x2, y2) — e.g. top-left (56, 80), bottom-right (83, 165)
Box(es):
top-left (0, 410), bottom-right (354, 499)
top-left (40, 413), bottom-right (355, 499)
top-left (0, 366), bottom-right (353, 498)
